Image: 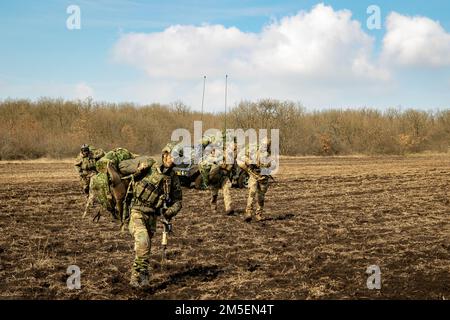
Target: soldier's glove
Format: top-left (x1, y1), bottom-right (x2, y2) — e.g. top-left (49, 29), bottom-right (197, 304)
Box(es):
top-left (137, 162), bottom-right (148, 171)
top-left (163, 207), bottom-right (177, 221)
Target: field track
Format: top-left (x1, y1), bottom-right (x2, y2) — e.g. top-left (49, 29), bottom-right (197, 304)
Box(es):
top-left (0, 155), bottom-right (449, 299)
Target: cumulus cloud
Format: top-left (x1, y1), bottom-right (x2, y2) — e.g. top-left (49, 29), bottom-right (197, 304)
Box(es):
top-left (110, 4), bottom-right (450, 109)
top-left (75, 82), bottom-right (94, 99)
top-left (112, 3), bottom-right (389, 98)
top-left (382, 12), bottom-right (450, 67)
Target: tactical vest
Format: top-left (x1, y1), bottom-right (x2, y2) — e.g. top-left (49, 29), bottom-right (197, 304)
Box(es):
top-left (132, 166), bottom-right (171, 211)
top-left (81, 156), bottom-right (97, 172)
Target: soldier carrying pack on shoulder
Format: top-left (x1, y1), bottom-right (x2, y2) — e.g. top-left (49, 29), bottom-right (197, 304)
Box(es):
top-left (127, 142), bottom-right (183, 288)
top-left (74, 144), bottom-right (105, 194)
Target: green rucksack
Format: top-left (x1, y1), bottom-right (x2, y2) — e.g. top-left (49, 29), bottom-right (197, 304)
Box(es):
top-left (104, 147), bottom-right (134, 166)
top-left (96, 147), bottom-right (135, 173)
top-left (90, 172), bottom-right (117, 218)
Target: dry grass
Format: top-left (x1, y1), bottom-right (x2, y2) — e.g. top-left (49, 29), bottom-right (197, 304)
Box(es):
top-left (1, 98), bottom-right (450, 160)
top-left (0, 156), bottom-right (449, 299)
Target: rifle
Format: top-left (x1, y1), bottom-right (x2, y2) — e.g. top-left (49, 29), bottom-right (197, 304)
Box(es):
top-left (120, 175), bottom-right (134, 232)
top-left (160, 215), bottom-right (173, 271)
top-left (241, 163), bottom-right (274, 182)
top-left (158, 178), bottom-right (173, 270)
top-left (120, 166), bottom-right (150, 231)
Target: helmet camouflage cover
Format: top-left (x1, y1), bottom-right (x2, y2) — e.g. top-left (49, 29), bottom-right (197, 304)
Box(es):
top-left (162, 142), bottom-right (184, 156)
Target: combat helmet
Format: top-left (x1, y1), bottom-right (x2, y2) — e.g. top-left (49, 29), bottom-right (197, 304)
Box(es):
top-left (162, 142), bottom-right (182, 155)
top-left (162, 141), bottom-right (184, 163)
top-left (81, 144), bottom-right (90, 155)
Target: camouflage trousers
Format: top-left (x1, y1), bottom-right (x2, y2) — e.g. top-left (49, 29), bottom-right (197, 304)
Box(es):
top-left (199, 163), bottom-right (211, 189)
top-left (210, 177), bottom-right (233, 213)
top-left (128, 208), bottom-right (157, 275)
top-left (79, 172), bottom-right (95, 194)
top-left (246, 175), bottom-right (269, 216)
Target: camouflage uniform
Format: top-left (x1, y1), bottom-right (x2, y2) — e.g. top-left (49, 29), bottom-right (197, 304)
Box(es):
top-left (199, 138), bottom-right (237, 215)
top-left (240, 141), bottom-right (272, 222)
top-left (128, 146), bottom-right (182, 288)
top-left (198, 157), bottom-right (212, 190)
top-left (208, 161), bottom-right (235, 215)
top-left (198, 133), bottom-right (222, 189)
top-left (82, 147), bottom-right (136, 221)
top-left (74, 145), bottom-right (105, 194)
top-left (245, 174), bottom-right (270, 222)
top-left (198, 132), bottom-right (236, 190)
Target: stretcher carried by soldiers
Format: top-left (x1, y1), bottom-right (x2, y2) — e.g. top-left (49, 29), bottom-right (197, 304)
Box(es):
top-left (83, 148), bottom-right (154, 225)
top-left (173, 133), bottom-right (249, 189)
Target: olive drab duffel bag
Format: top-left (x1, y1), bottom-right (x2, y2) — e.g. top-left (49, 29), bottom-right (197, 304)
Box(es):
top-left (96, 147), bottom-right (135, 173)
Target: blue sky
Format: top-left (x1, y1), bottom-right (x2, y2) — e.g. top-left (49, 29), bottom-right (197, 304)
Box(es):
top-left (1, 0), bottom-right (450, 111)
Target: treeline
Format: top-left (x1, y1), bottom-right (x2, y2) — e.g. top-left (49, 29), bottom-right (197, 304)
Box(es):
top-left (0, 98), bottom-right (449, 159)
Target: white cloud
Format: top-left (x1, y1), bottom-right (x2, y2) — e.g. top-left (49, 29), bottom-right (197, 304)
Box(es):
top-left (111, 4), bottom-right (393, 110)
top-left (75, 82), bottom-right (94, 99)
top-left (109, 4), bottom-right (450, 110)
top-left (113, 4), bottom-right (388, 81)
top-left (382, 12), bottom-right (450, 67)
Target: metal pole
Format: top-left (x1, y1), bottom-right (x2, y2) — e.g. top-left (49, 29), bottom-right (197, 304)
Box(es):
top-left (224, 74), bottom-right (228, 130)
top-left (201, 75), bottom-right (206, 122)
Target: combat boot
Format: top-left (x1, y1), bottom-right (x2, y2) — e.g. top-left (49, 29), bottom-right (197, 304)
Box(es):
top-left (139, 271), bottom-right (150, 287)
top-left (255, 208), bottom-right (264, 221)
top-left (244, 210), bottom-right (252, 222)
top-left (130, 270), bottom-right (150, 288)
top-left (130, 270), bottom-right (140, 288)
top-left (225, 209), bottom-right (235, 216)
top-left (210, 195), bottom-right (218, 213)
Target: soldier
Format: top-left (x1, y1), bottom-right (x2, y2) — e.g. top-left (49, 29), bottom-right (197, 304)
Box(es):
top-left (128, 142), bottom-right (183, 288)
top-left (198, 157), bottom-right (212, 190)
top-left (238, 137), bottom-right (273, 222)
top-left (74, 144), bottom-right (105, 194)
top-left (207, 141), bottom-right (237, 215)
top-left (198, 131), bottom-right (235, 190)
top-left (198, 132), bottom-right (223, 190)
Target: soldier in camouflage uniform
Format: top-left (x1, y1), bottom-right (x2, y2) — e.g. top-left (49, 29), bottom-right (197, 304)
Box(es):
top-left (74, 144), bottom-right (105, 194)
top-left (239, 138), bottom-right (273, 222)
top-left (207, 142), bottom-right (237, 215)
top-left (128, 142), bottom-right (183, 288)
top-left (198, 132), bottom-right (222, 190)
top-left (82, 147), bottom-right (135, 221)
top-left (198, 131), bottom-right (236, 190)
top-left (198, 157), bottom-right (212, 190)
top-left (198, 131), bottom-right (237, 214)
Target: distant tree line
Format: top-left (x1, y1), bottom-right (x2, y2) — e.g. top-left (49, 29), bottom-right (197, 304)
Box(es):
top-left (0, 98), bottom-right (449, 159)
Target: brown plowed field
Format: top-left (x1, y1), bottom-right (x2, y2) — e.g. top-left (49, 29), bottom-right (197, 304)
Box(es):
top-left (0, 155), bottom-right (449, 299)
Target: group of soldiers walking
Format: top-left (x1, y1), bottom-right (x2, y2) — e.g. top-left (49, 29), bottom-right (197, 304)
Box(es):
top-left (75, 132), bottom-right (274, 288)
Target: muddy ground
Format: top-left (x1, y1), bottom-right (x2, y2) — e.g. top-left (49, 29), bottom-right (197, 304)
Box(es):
top-left (0, 155), bottom-right (449, 299)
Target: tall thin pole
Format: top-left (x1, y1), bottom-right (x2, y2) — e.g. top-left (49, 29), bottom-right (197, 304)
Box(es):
top-left (201, 75), bottom-right (206, 122)
top-left (224, 74), bottom-right (228, 130)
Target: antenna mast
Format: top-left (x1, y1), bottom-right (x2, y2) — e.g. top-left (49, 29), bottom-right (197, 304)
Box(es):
top-left (224, 74), bottom-right (228, 130)
top-left (201, 75), bottom-right (206, 122)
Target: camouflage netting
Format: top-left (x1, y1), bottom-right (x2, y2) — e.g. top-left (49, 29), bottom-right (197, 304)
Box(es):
top-left (90, 172), bottom-right (115, 215)
top-left (96, 147), bottom-right (135, 173)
